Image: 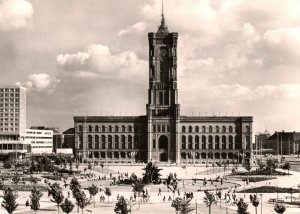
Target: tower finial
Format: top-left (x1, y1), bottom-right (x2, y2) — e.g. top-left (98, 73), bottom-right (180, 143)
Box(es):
top-left (158, 0), bottom-right (169, 33)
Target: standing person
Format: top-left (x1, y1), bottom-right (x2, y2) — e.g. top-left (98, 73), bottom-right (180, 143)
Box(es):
top-left (163, 196), bottom-right (166, 202)
top-left (158, 188), bottom-right (161, 196)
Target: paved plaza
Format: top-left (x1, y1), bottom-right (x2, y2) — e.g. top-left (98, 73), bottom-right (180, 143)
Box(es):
top-left (0, 164), bottom-right (300, 213)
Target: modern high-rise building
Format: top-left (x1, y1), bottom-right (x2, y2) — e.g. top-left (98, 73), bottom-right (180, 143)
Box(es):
top-left (0, 86), bottom-right (29, 159)
top-left (74, 12), bottom-right (253, 164)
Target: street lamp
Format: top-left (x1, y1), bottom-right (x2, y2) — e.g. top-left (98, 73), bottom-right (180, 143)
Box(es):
top-left (259, 193), bottom-right (263, 214)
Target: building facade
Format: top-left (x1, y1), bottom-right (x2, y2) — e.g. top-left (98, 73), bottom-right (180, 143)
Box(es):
top-left (25, 128), bottom-right (53, 154)
top-left (0, 86), bottom-right (29, 159)
top-left (74, 14), bottom-right (253, 164)
top-left (263, 131), bottom-right (300, 156)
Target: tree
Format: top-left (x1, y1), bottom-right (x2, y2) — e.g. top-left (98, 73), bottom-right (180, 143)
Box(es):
top-left (87, 184), bottom-right (99, 207)
top-left (203, 190), bottom-right (217, 214)
top-left (251, 195), bottom-right (259, 214)
top-left (76, 163), bottom-right (79, 172)
top-left (266, 158), bottom-right (277, 175)
top-left (49, 183), bottom-right (64, 214)
top-left (3, 161), bottom-right (13, 169)
top-left (70, 177), bottom-right (82, 212)
top-left (274, 203), bottom-right (286, 214)
top-left (166, 173), bottom-right (178, 199)
top-left (172, 197), bottom-right (194, 214)
top-left (282, 162), bottom-right (291, 175)
top-left (129, 173), bottom-right (138, 183)
top-left (114, 196), bottom-right (130, 214)
top-left (30, 186), bottom-right (43, 214)
top-left (0, 180), bottom-right (4, 190)
top-left (12, 173), bottom-right (20, 186)
top-left (60, 198), bottom-right (75, 214)
top-left (244, 162), bottom-right (251, 173)
top-left (68, 158), bottom-right (73, 172)
top-left (237, 198), bottom-right (249, 214)
top-left (104, 187), bottom-right (112, 204)
top-left (75, 190), bottom-right (90, 214)
top-left (132, 180), bottom-right (145, 208)
top-left (142, 162), bottom-right (162, 184)
top-left (1, 187), bottom-right (18, 214)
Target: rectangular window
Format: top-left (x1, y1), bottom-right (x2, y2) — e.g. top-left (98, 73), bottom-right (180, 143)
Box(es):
top-left (153, 139), bottom-right (156, 149)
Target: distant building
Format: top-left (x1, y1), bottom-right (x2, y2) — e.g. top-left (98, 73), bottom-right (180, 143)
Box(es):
top-left (254, 131), bottom-right (270, 155)
top-left (263, 131), bottom-right (300, 155)
top-left (73, 12), bottom-right (253, 164)
top-left (0, 86), bottom-right (29, 159)
top-left (53, 128), bottom-right (75, 154)
top-left (25, 128), bottom-right (53, 154)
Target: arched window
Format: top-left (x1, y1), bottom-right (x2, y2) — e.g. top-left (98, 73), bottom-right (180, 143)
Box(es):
top-left (195, 136), bottom-right (200, 149)
top-left (189, 126), bottom-right (192, 132)
top-left (229, 135), bottom-right (233, 149)
top-left (95, 135), bottom-right (99, 143)
top-left (153, 125), bottom-right (156, 132)
top-left (166, 125), bottom-right (169, 132)
top-left (209, 126), bottom-right (213, 133)
top-left (128, 135), bottom-right (132, 143)
top-left (115, 142), bottom-right (119, 149)
top-left (222, 135), bottom-right (226, 149)
top-left (159, 91), bottom-right (163, 104)
top-left (182, 136), bottom-right (186, 149)
top-left (95, 125), bottom-right (99, 132)
top-left (122, 125), bottom-right (126, 132)
top-left (89, 125), bottom-right (92, 132)
top-left (79, 125), bottom-right (83, 132)
top-left (153, 139), bottom-right (156, 149)
top-left (229, 126), bottom-right (233, 133)
top-left (182, 126), bottom-right (186, 133)
top-left (202, 136), bottom-right (206, 149)
top-left (215, 135), bottom-right (220, 149)
top-left (222, 126), bottom-right (226, 133)
top-left (102, 126), bottom-right (106, 132)
top-left (115, 125), bottom-right (119, 132)
top-left (101, 135), bottom-right (106, 142)
top-left (109, 126), bottom-right (112, 132)
top-left (208, 135), bottom-right (213, 149)
top-left (108, 135), bottom-right (112, 143)
top-left (195, 126), bottom-right (199, 132)
top-left (115, 135), bottom-right (119, 142)
top-left (202, 126), bottom-right (206, 133)
top-left (88, 135), bottom-right (93, 143)
top-left (246, 125), bottom-right (250, 133)
top-left (157, 125), bottom-right (161, 132)
top-left (128, 125), bottom-right (132, 132)
top-left (162, 125), bottom-right (165, 132)
top-left (102, 142), bottom-right (106, 149)
top-left (188, 135), bottom-right (193, 149)
top-left (216, 126), bottom-right (219, 133)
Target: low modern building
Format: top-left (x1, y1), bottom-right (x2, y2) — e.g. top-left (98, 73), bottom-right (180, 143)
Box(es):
top-left (25, 128), bottom-right (53, 154)
top-left (53, 128), bottom-right (75, 154)
top-left (263, 131), bottom-right (300, 156)
top-left (0, 86), bottom-right (29, 160)
top-left (73, 12), bottom-right (253, 164)
top-left (254, 131), bottom-right (271, 155)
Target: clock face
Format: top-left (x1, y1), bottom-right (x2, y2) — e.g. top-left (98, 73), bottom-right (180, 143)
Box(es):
top-left (160, 48), bottom-right (168, 57)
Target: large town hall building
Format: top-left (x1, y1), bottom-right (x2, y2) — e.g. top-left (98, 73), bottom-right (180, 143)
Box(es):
top-left (74, 13), bottom-right (253, 164)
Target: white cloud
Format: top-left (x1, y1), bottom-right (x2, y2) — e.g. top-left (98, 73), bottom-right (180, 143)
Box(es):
top-left (118, 22), bottom-right (147, 36)
top-left (16, 73), bottom-right (59, 92)
top-left (0, 0), bottom-right (33, 30)
top-left (57, 44), bottom-right (147, 79)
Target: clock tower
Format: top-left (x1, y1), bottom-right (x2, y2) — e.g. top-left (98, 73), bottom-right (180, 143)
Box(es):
top-left (146, 10), bottom-right (180, 163)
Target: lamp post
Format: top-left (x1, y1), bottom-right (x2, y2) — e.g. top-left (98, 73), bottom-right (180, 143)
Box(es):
top-left (259, 193), bottom-right (263, 214)
top-left (195, 197), bottom-right (198, 214)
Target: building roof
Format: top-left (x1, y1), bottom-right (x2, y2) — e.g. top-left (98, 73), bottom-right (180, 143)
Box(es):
top-left (73, 116), bottom-right (147, 123)
top-left (63, 128), bottom-right (75, 134)
top-left (180, 116), bottom-right (253, 123)
top-left (267, 131), bottom-right (300, 141)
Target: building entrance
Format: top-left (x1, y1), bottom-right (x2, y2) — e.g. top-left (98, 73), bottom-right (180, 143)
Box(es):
top-left (159, 135), bottom-right (168, 162)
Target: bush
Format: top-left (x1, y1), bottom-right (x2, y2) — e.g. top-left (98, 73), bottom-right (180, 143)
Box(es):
top-left (3, 161), bottom-right (13, 169)
top-left (241, 177), bottom-right (276, 182)
top-left (239, 186), bottom-right (298, 193)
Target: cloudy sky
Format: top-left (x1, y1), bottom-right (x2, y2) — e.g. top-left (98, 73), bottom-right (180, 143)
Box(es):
top-left (1, 0), bottom-right (300, 134)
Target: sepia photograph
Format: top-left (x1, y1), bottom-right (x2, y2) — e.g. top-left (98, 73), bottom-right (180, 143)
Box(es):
top-left (0, 0), bottom-right (300, 213)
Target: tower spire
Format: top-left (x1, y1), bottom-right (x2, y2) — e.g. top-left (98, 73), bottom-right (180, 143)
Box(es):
top-left (158, 0), bottom-right (169, 33)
